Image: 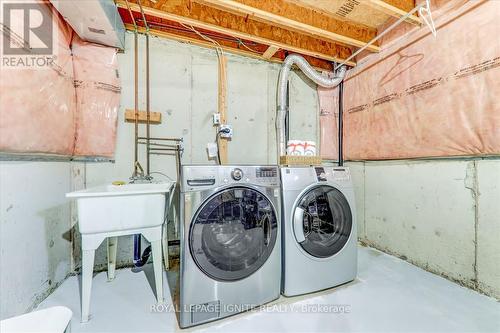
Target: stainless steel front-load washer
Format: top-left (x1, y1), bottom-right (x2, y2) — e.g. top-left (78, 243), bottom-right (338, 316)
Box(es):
top-left (171, 165), bottom-right (281, 328)
top-left (281, 166), bottom-right (357, 296)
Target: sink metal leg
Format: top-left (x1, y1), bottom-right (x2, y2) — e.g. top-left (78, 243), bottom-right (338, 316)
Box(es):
top-left (151, 239), bottom-right (163, 304)
top-left (107, 237), bottom-right (118, 281)
top-left (81, 249), bottom-right (95, 323)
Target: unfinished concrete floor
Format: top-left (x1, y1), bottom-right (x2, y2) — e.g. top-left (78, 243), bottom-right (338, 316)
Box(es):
top-left (38, 246), bottom-right (499, 332)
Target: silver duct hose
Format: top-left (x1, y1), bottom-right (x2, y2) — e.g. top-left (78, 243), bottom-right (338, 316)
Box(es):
top-left (276, 54), bottom-right (347, 159)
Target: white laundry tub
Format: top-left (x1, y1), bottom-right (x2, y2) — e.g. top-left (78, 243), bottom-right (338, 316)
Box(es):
top-left (67, 182), bottom-right (174, 234)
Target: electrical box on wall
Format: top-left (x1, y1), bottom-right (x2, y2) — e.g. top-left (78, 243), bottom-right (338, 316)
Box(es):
top-left (219, 125), bottom-right (233, 139)
top-left (207, 142), bottom-right (218, 158)
top-left (213, 113), bottom-right (221, 125)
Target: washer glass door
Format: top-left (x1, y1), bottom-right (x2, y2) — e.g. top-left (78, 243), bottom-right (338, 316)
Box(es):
top-left (294, 185), bottom-right (352, 258)
top-left (190, 186), bottom-right (278, 281)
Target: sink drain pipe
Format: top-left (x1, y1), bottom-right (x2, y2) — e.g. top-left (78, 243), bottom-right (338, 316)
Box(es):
top-left (276, 54), bottom-right (347, 161)
top-left (134, 238), bottom-right (151, 267)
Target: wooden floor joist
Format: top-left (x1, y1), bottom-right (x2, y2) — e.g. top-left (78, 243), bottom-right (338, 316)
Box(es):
top-left (366, 0), bottom-right (422, 25)
top-left (117, 0), bottom-right (356, 66)
top-left (194, 0), bottom-right (380, 51)
top-left (125, 25), bottom-right (336, 70)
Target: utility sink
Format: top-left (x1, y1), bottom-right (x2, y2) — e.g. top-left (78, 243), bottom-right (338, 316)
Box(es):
top-left (66, 182), bottom-right (174, 235)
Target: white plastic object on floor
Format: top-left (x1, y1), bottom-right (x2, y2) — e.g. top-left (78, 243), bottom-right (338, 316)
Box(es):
top-left (67, 182), bottom-right (175, 323)
top-left (0, 306), bottom-right (72, 333)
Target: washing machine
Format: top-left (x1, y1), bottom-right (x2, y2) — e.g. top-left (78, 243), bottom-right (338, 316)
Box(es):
top-left (171, 165), bottom-right (281, 328)
top-left (280, 166), bottom-right (357, 296)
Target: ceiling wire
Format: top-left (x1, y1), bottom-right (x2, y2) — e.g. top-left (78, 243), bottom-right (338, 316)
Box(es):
top-left (180, 23), bottom-right (224, 58)
top-left (136, 0), bottom-right (150, 32)
top-left (124, 0), bottom-right (138, 32)
top-left (141, 19), bottom-right (262, 54)
top-left (236, 39), bottom-right (261, 54)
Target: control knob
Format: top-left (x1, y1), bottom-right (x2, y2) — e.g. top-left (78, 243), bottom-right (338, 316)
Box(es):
top-left (231, 168), bottom-right (243, 181)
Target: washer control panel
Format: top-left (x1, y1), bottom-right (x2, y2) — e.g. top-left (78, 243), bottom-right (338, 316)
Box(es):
top-left (182, 165), bottom-right (280, 191)
top-left (256, 167), bottom-right (278, 179)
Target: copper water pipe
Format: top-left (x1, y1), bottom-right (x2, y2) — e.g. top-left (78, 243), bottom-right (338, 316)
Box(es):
top-left (137, 0), bottom-right (151, 176)
top-left (124, 0), bottom-right (139, 175)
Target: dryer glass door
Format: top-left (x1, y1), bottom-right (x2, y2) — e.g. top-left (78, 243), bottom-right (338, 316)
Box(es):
top-left (190, 186), bottom-right (278, 281)
top-left (294, 186), bottom-right (352, 258)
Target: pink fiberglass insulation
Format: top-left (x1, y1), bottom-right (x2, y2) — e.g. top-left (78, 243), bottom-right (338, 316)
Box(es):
top-left (0, 2), bottom-right (76, 156)
top-left (71, 36), bottom-right (120, 158)
top-left (319, 0), bottom-right (500, 160)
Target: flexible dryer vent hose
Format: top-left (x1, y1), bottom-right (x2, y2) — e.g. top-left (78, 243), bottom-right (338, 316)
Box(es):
top-left (276, 55), bottom-right (347, 160)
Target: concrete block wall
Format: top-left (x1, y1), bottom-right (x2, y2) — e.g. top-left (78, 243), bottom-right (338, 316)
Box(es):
top-left (348, 159), bottom-right (500, 299)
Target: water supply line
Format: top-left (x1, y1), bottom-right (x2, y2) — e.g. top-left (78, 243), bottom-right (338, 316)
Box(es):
top-left (126, 0), bottom-right (154, 267)
top-left (137, 0), bottom-right (152, 176)
top-left (276, 54), bottom-right (347, 161)
top-left (124, 0), bottom-right (142, 180)
top-left (338, 81), bottom-right (344, 166)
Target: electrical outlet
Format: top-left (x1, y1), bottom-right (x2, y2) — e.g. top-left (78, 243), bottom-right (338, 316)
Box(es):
top-left (207, 142), bottom-right (218, 158)
top-left (219, 125), bottom-right (233, 138)
top-left (213, 113), bottom-right (221, 125)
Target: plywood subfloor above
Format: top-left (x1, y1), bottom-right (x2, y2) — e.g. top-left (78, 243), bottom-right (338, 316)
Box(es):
top-left (286, 0), bottom-right (420, 28)
top-left (117, 0), bottom-right (420, 69)
top-left (117, 0), bottom-right (356, 68)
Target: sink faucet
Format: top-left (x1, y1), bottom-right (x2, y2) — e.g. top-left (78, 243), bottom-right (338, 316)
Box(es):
top-left (130, 161), bottom-right (153, 183)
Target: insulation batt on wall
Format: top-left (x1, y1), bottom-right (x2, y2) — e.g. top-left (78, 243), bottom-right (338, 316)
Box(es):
top-left (0, 3), bottom-right (76, 156)
top-left (72, 36), bottom-right (120, 158)
top-left (0, 1), bottom-right (121, 159)
top-left (319, 0), bottom-right (500, 160)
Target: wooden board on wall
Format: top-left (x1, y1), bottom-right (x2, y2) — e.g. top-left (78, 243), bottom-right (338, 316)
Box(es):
top-left (125, 109), bottom-right (162, 124)
top-left (217, 55), bottom-right (228, 164)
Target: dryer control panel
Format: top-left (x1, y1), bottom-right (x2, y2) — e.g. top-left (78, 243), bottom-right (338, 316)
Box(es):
top-left (331, 167), bottom-right (351, 182)
top-left (281, 166), bottom-right (353, 191)
top-left (316, 167), bottom-right (351, 182)
top-left (314, 167), bottom-right (351, 182)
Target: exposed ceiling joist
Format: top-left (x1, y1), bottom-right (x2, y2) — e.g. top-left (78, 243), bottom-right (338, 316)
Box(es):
top-left (126, 24), bottom-right (334, 70)
top-left (116, 0), bottom-right (356, 65)
top-left (193, 0), bottom-right (380, 52)
top-left (126, 24), bottom-right (267, 60)
top-left (366, 0), bottom-right (422, 25)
